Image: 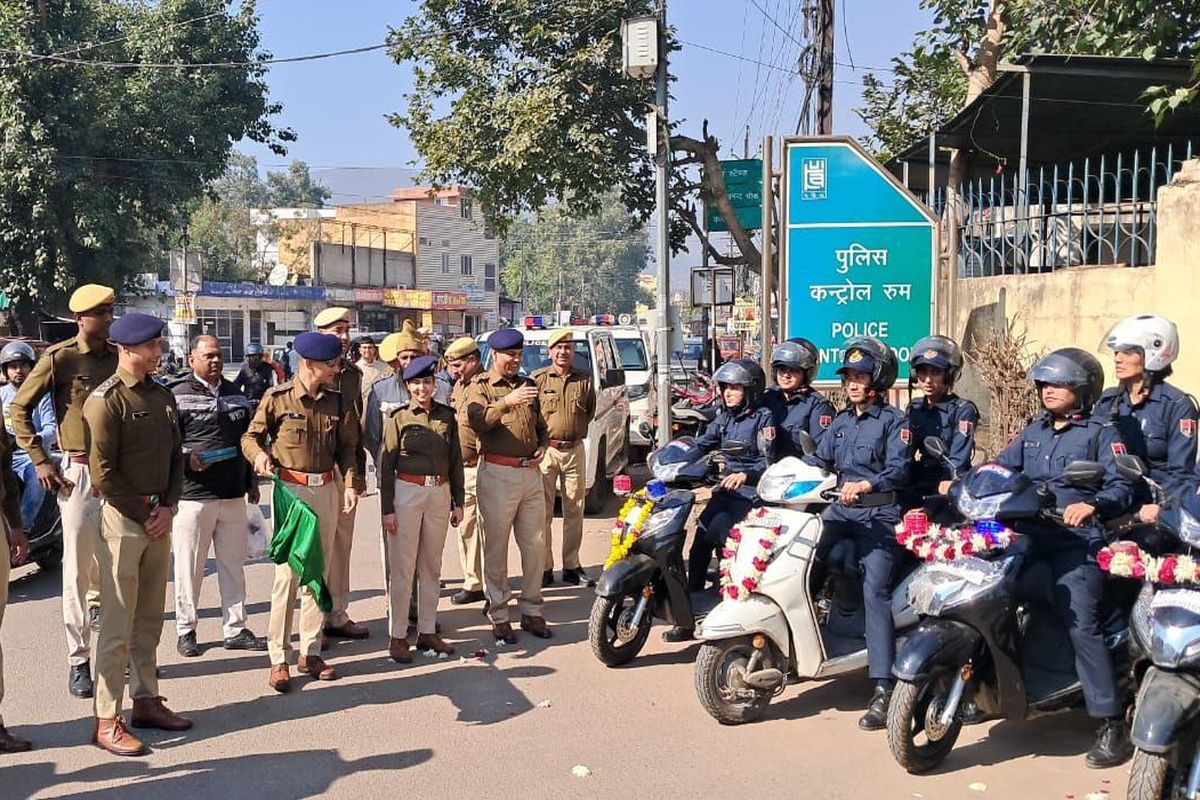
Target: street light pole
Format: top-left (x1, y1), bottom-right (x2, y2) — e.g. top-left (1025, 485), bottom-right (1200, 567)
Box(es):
top-left (653, 0), bottom-right (672, 449)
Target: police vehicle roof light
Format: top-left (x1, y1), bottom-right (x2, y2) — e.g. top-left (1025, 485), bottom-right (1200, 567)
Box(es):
top-left (590, 314), bottom-right (616, 326)
top-left (523, 315), bottom-right (546, 329)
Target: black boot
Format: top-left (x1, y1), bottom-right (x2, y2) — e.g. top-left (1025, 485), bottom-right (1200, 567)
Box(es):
top-left (176, 631), bottom-right (200, 658)
top-left (858, 685), bottom-right (892, 731)
top-left (1086, 717), bottom-right (1133, 769)
top-left (68, 662), bottom-right (93, 698)
top-left (662, 626), bottom-right (694, 643)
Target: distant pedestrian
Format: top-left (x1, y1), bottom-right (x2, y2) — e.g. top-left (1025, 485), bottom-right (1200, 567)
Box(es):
top-left (355, 336), bottom-right (389, 403)
top-left (234, 343), bottom-right (276, 407)
top-left (0, 341), bottom-right (57, 530)
top-left (0, 386), bottom-right (30, 753)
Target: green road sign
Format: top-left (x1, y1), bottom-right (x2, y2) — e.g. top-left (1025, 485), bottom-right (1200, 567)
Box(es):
top-left (706, 158), bottom-right (763, 232)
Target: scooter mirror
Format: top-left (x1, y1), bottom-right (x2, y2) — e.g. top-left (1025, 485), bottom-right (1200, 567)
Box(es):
top-left (796, 430), bottom-right (817, 457)
top-left (923, 436), bottom-right (948, 460)
top-left (1114, 454), bottom-right (1148, 483)
top-left (1061, 460), bottom-right (1106, 488)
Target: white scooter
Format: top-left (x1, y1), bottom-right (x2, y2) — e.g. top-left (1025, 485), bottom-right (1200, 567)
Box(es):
top-left (693, 451), bottom-right (920, 725)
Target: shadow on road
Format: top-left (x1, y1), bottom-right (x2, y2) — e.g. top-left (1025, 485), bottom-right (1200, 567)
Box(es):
top-left (5, 747), bottom-right (433, 800)
top-left (927, 712), bottom-right (1097, 775)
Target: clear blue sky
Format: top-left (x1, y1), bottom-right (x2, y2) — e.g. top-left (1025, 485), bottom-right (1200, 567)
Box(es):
top-left (239, 0), bottom-right (932, 181)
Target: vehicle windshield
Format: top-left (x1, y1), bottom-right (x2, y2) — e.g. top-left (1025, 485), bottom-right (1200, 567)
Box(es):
top-left (615, 338), bottom-right (649, 371)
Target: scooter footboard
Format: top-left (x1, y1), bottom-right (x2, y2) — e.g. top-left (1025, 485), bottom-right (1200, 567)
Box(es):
top-left (1131, 666), bottom-right (1200, 755)
top-left (893, 619), bottom-right (981, 682)
top-left (698, 595), bottom-right (791, 659)
top-left (595, 554), bottom-right (658, 599)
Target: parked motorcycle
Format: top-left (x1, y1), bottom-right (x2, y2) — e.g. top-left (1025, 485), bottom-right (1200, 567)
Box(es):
top-left (887, 445), bottom-right (1134, 774)
top-left (588, 437), bottom-right (713, 666)
top-left (693, 434), bottom-right (920, 725)
top-left (1110, 456), bottom-right (1200, 800)
top-left (13, 476), bottom-right (63, 570)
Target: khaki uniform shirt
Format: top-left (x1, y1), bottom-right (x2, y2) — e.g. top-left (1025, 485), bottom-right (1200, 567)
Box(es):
top-left (378, 400), bottom-right (465, 514)
top-left (465, 372), bottom-right (548, 459)
top-left (451, 379), bottom-right (480, 464)
top-left (11, 333), bottom-right (118, 464)
top-left (241, 379), bottom-right (360, 483)
top-left (533, 366), bottom-right (597, 442)
top-left (0, 396), bottom-right (25, 530)
top-left (82, 368), bottom-right (184, 524)
top-left (336, 362), bottom-right (366, 485)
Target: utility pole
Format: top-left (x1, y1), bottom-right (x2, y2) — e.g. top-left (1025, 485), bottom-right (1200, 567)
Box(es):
top-left (653, 0), bottom-right (672, 448)
top-left (817, 0), bottom-right (835, 135)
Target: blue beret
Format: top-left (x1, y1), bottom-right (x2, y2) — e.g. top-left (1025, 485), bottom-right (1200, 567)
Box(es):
top-left (109, 313), bottom-right (165, 346)
top-left (294, 331), bottom-right (342, 362)
top-left (403, 354), bottom-right (439, 381)
top-left (488, 328), bottom-right (524, 351)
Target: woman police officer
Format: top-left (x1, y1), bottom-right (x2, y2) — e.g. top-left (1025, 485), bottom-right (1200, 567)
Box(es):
top-left (763, 338), bottom-right (836, 458)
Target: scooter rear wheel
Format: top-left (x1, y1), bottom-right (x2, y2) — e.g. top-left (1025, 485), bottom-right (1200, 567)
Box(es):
top-left (694, 637), bottom-right (775, 725)
top-left (1128, 748), bottom-right (1185, 800)
top-left (887, 676), bottom-right (963, 774)
top-left (589, 593), bottom-right (653, 667)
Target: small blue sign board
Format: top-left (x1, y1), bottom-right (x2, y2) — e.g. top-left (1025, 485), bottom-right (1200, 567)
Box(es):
top-left (781, 137), bottom-right (937, 383)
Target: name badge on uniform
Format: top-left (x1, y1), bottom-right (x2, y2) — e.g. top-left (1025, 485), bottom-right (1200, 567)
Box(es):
top-left (286, 412), bottom-right (305, 420)
top-left (131, 411), bottom-right (149, 420)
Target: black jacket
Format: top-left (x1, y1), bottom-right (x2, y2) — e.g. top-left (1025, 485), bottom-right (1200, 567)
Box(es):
top-left (172, 375), bottom-right (255, 501)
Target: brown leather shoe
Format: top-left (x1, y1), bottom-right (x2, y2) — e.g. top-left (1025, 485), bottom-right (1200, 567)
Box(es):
top-left (131, 697), bottom-right (193, 731)
top-left (520, 615), bottom-right (553, 639)
top-left (93, 717), bottom-right (147, 757)
top-left (268, 664), bottom-right (291, 693)
top-left (297, 655), bottom-right (338, 681)
top-left (388, 637), bottom-right (412, 663)
top-left (416, 633), bottom-right (455, 655)
top-left (0, 725), bottom-right (32, 753)
top-left (323, 620), bottom-right (370, 640)
top-left (491, 622), bottom-right (518, 644)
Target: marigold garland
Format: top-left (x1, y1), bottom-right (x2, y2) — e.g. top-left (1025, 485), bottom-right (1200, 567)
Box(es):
top-left (894, 511), bottom-right (1019, 562)
top-left (718, 507), bottom-right (782, 601)
top-left (1098, 541), bottom-right (1200, 585)
top-left (603, 490), bottom-right (656, 569)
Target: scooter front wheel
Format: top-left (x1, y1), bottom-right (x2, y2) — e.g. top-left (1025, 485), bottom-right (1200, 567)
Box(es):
top-left (887, 676), bottom-right (963, 774)
top-left (588, 592), bottom-right (653, 667)
top-left (1128, 748), bottom-right (1186, 800)
top-left (694, 637), bottom-right (777, 725)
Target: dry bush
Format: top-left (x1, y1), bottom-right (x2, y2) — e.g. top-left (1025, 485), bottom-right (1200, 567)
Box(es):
top-left (965, 317), bottom-right (1044, 459)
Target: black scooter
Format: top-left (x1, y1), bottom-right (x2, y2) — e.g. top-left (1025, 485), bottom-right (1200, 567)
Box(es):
top-left (12, 473), bottom-right (63, 570)
top-left (588, 437), bottom-right (731, 666)
top-left (887, 444), bottom-right (1134, 774)
top-left (1111, 456), bottom-right (1200, 800)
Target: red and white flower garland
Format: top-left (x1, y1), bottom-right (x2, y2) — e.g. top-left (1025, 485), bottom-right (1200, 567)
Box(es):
top-left (894, 511), bottom-right (1019, 562)
top-left (719, 508), bottom-right (782, 601)
top-left (1098, 541), bottom-right (1200, 585)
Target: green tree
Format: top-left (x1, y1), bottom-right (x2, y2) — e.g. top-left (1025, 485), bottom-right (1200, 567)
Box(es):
top-left (500, 196), bottom-right (650, 316)
top-left (0, 0), bottom-right (291, 317)
top-left (857, 0), bottom-right (1200, 160)
top-left (264, 158), bottom-right (331, 208)
top-left (388, 1), bottom-right (762, 275)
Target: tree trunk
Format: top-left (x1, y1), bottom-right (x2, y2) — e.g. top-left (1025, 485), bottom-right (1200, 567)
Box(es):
top-left (671, 128), bottom-right (762, 273)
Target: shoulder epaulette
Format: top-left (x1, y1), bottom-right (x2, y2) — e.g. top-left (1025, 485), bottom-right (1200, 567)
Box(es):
top-left (265, 382), bottom-right (292, 397)
top-left (90, 374), bottom-right (121, 398)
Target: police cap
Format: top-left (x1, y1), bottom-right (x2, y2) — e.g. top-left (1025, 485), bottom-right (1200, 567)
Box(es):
top-left (109, 313), bottom-right (165, 346)
top-left (294, 331), bottom-right (342, 362)
top-left (68, 284), bottom-right (115, 314)
top-left (403, 354), bottom-right (440, 382)
top-left (313, 307), bottom-right (351, 329)
top-left (488, 328), bottom-right (524, 351)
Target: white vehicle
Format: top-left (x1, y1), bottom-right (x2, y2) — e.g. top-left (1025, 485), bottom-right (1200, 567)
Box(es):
top-left (479, 316), bottom-right (630, 513)
top-left (694, 455), bottom-right (920, 724)
top-left (609, 324), bottom-right (656, 458)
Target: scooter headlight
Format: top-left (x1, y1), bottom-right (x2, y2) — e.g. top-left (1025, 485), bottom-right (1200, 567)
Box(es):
top-left (1147, 589), bottom-right (1200, 669)
top-left (955, 489), bottom-right (1008, 521)
top-left (908, 557), bottom-right (1008, 616)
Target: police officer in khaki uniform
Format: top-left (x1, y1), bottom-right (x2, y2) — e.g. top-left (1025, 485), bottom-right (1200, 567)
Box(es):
top-left (314, 307), bottom-right (369, 642)
top-left (242, 332), bottom-right (360, 692)
top-left (83, 313), bottom-right (189, 757)
top-left (379, 355), bottom-right (464, 663)
top-left (445, 336), bottom-right (486, 606)
top-left (10, 283), bottom-right (117, 699)
top-left (0, 394), bottom-right (30, 753)
top-left (533, 329), bottom-right (596, 587)
top-left (466, 328), bottom-right (552, 642)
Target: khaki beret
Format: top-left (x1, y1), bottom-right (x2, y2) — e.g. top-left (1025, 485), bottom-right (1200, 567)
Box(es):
top-left (314, 306), bottom-right (351, 328)
top-left (548, 328), bottom-right (574, 348)
top-left (394, 319), bottom-right (426, 355)
top-left (68, 284), bottom-right (115, 314)
top-left (444, 335), bottom-right (479, 361)
top-left (378, 332), bottom-right (404, 363)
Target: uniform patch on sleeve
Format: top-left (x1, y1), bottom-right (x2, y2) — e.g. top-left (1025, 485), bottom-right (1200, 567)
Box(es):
top-left (958, 420), bottom-right (974, 436)
top-left (819, 415), bottom-right (832, 429)
top-left (1111, 442), bottom-right (1127, 456)
top-left (899, 427), bottom-right (911, 444)
top-left (761, 426), bottom-right (775, 441)
top-left (1181, 419), bottom-right (1196, 439)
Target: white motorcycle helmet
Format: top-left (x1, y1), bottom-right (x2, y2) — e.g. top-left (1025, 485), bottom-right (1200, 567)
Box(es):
top-left (1101, 314), bottom-right (1179, 373)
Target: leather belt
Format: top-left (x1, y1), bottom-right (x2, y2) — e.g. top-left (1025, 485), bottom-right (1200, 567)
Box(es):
top-left (68, 453), bottom-right (89, 465)
top-left (483, 453), bottom-right (539, 468)
top-left (548, 439), bottom-right (580, 451)
top-left (278, 468), bottom-right (335, 487)
top-left (397, 472), bottom-right (448, 487)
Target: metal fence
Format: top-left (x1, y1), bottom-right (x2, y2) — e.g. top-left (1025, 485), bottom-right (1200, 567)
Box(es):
top-left (926, 141), bottom-right (1196, 278)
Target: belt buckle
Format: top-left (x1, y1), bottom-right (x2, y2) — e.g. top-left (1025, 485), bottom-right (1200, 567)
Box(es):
top-left (424, 475), bottom-right (437, 487)
top-left (517, 458), bottom-right (530, 468)
top-left (307, 473), bottom-right (322, 487)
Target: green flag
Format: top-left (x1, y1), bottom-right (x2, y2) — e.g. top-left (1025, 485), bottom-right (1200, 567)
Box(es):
top-left (268, 477), bottom-right (332, 613)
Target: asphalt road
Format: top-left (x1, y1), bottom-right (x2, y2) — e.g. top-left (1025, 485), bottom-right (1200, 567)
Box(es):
top-left (3, 485), bottom-right (1130, 800)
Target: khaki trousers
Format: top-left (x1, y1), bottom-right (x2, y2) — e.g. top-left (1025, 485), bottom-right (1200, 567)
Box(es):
top-left (540, 443), bottom-right (586, 571)
top-left (60, 458), bottom-right (102, 667)
top-left (456, 465), bottom-right (484, 593)
top-left (327, 473), bottom-right (356, 628)
top-left (172, 497), bottom-right (249, 639)
top-left (0, 521), bottom-right (9, 726)
top-left (93, 503), bottom-right (171, 720)
top-left (477, 461), bottom-right (545, 624)
top-left (266, 481), bottom-right (339, 665)
top-left (382, 481), bottom-right (450, 637)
